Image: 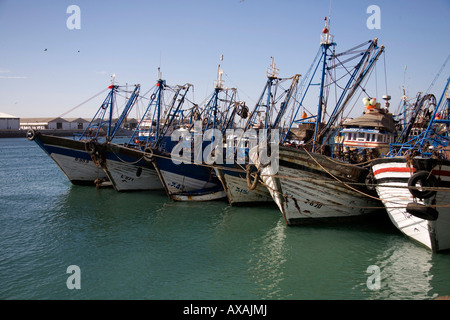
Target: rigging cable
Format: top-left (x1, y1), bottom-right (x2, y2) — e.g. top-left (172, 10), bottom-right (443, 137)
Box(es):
top-left (58, 87), bottom-right (109, 118)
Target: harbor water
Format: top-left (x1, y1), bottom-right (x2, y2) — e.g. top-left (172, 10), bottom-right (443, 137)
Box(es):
top-left (1, 138), bottom-right (449, 300)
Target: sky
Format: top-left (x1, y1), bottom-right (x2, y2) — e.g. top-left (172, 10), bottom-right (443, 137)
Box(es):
top-left (0, 0), bottom-right (449, 119)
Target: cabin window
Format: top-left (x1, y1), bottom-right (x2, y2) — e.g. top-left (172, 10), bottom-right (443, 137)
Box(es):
top-left (57, 122), bottom-right (62, 129)
top-left (372, 134), bottom-right (376, 142)
top-left (347, 133), bottom-right (352, 140)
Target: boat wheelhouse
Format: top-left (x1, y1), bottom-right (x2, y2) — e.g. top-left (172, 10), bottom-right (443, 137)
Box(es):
top-left (340, 96), bottom-right (396, 158)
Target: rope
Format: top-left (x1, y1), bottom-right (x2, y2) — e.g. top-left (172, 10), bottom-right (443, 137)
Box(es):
top-left (58, 88), bottom-right (109, 118)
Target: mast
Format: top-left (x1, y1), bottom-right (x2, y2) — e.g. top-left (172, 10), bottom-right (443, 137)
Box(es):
top-left (107, 74), bottom-right (116, 140)
top-left (313, 17), bottom-right (334, 151)
top-left (155, 67), bottom-right (163, 143)
top-left (244, 57), bottom-right (279, 131)
top-left (108, 84), bottom-right (140, 142)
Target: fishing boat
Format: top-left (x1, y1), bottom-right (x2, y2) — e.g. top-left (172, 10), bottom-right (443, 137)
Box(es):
top-left (94, 71), bottom-right (193, 192)
top-left (27, 80), bottom-right (140, 186)
top-left (214, 58), bottom-right (300, 205)
top-left (371, 77), bottom-right (450, 252)
top-left (151, 58), bottom-right (240, 201)
top-left (254, 17), bottom-right (388, 225)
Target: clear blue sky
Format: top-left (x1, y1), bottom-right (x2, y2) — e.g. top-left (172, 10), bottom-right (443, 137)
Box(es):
top-left (1, 0), bottom-right (449, 119)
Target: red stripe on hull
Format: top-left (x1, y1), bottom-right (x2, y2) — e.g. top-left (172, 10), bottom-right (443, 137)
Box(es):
top-left (373, 167), bottom-right (415, 176)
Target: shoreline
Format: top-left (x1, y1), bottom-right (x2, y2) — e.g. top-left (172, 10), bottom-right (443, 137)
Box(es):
top-left (0, 129), bottom-right (85, 138)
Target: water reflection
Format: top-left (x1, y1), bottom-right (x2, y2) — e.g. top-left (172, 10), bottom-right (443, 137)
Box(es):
top-left (368, 239), bottom-right (435, 299)
top-left (247, 220), bottom-right (287, 299)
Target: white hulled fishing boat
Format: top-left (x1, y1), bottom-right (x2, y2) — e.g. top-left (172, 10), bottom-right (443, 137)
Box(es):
top-left (255, 17), bottom-right (388, 225)
top-left (371, 77), bottom-right (450, 252)
top-left (214, 58), bottom-right (300, 205)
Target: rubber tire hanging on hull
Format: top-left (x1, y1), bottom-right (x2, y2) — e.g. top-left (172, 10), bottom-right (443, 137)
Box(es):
top-left (406, 202), bottom-right (439, 221)
top-left (408, 171), bottom-right (438, 199)
top-left (85, 141), bottom-right (97, 155)
top-left (27, 129), bottom-right (36, 141)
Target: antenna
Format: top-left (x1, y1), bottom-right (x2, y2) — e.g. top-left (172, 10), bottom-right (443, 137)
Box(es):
top-left (267, 56), bottom-right (279, 79)
top-left (215, 54), bottom-right (224, 89)
top-left (328, 0), bottom-right (332, 27)
top-left (320, 3), bottom-right (334, 46)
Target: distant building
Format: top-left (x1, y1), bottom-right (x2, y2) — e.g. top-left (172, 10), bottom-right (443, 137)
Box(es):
top-left (20, 118), bottom-right (51, 130)
top-left (0, 112), bottom-right (20, 130)
top-left (67, 118), bottom-right (90, 130)
top-left (48, 117), bottom-right (71, 130)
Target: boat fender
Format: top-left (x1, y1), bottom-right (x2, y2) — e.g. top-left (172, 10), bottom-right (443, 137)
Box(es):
top-left (136, 167), bottom-right (143, 177)
top-left (408, 171), bottom-right (438, 199)
top-left (406, 202), bottom-right (439, 221)
top-left (246, 164), bottom-right (260, 191)
top-left (26, 129), bottom-right (36, 141)
top-left (85, 141), bottom-right (97, 155)
top-left (144, 148), bottom-right (154, 162)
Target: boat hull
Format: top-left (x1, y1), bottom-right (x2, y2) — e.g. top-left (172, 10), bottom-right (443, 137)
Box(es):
top-left (101, 144), bottom-right (163, 192)
top-left (259, 146), bottom-right (382, 225)
top-left (29, 131), bottom-right (108, 185)
top-left (153, 152), bottom-right (226, 202)
top-left (214, 165), bottom-right (273, 205)
top-left (372, 157), bottom-right (450, 252)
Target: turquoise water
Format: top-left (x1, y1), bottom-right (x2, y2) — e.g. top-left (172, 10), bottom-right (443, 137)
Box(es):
top-left (0, 138), bottom-right (449, 300)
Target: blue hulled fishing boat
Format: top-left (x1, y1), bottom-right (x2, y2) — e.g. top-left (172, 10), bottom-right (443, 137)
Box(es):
top-left (27, 79), bottom-right (139, 186)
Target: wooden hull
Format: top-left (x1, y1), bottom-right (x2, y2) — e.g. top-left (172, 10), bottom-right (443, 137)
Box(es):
top-left (372, 157), bottom-right (450, 252)
top-left (259, 146), bottom-right (382, 225)
top-left (214, 165), bottom-right (273, 205)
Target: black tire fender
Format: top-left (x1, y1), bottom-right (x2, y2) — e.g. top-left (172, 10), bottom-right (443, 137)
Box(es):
top-left (85, 141), bottom-right (97, 155)
top-left (26, 129), bottom-right (36, 141)
top-left (406, 202), bottom-right (439, 221)
top-left (408, 171), bottom-right (438, 199)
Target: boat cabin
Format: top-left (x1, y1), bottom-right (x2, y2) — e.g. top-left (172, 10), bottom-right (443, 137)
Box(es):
top-left (339, 97), bottom-right (396, 158)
